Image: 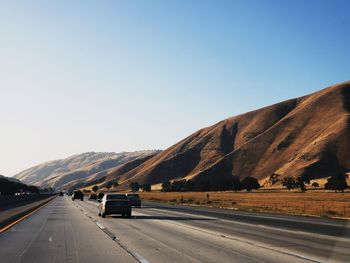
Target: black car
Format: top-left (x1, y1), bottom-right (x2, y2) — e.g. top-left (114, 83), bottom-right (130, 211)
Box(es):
top-left (72, 190), bottom-right (84, 201)
top-left (126, 193), bottom-right (141, 208)
top-left (59, 191), bottom-right (64, 196)
top-left (89, 193), bottom-right (97, 200)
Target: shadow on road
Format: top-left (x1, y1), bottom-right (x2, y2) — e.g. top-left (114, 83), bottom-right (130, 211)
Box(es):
top-left (130, 215), bottom-right (216, 221)
top-left (140, 205), bottom-right (188, 210)
top-left (107, 214), bottom-right (215, 221)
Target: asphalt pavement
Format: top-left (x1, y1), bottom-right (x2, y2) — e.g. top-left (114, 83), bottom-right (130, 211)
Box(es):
top-left (0, 197), bottom-right (136, 263)
top-left (0, 196), bottom-right (349, 263)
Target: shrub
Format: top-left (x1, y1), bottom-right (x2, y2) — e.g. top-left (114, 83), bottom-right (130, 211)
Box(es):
top-left (311, 182), bottom-right (319, 189)
top-left (130, 182), bottom-right (140, 192)
top-left (282, 176), bottom-right (297, 191)
top-left (142, 183), bottom-right (151, 192)
top-left (105, 181), bottom-right (113, 190)
top-left (325, 173), bottom-right (349, 192)
top-left (161, 179), bottom-right (196, 192)
top-left (241, 176), bottom-right (260, 192)
top-left (161, 181), bottom-right (171, 192)
top-left (232, 176), bottom-right (242, 191)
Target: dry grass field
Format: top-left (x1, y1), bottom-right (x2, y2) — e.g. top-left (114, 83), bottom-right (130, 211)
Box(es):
top-left (139, 190), bottom-right (350, 219)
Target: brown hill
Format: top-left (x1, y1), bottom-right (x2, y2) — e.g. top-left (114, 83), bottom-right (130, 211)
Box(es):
top-left (104, 154), bottom-right (158, 182)
top-left (14, 151), bottom-right (160, 189)
top-left (88, 154), bottom-right (160, 189)
top-left (106, 81), bottom-right (350, 189)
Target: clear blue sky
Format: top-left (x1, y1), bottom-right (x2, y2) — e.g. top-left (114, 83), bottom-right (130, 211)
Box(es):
top-left (1, 0), bottom-right (349, 176)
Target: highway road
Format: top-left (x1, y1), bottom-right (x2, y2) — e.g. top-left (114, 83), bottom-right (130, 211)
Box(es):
top-left (0, 196), bottom-right (349, 263)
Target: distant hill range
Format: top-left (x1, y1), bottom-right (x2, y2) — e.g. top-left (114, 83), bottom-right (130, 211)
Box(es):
top-left (13, 81), bottom-right (350, 191)
top-left (99, 81), bottom-right (350, 190)
top-left (13, 151), bottom-right (160, 190)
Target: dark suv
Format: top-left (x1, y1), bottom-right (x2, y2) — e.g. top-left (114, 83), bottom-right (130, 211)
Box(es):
top-left (126, 193), bottom-right (141, 208)
top-left (88, 193), bottom-right (97, 200)
top-left (72, 190), bottom-right (84, 201)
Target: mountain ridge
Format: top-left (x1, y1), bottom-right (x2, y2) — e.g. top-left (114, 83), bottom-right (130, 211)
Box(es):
top-left (103, 81), bottom-right (350, 189)
top-left (13, 81), bottom-right (350, 191)
top-left (13, 151), bottom-right (161, 189)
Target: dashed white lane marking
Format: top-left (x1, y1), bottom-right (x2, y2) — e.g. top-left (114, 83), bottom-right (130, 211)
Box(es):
top-left (145, 206), bottom-right (350, 243)
top-left (131, 210), bottom-right (321, 263)
top-left (76, 201), bottom-right (150, 263)
top-left (133, 252), bottom-right (150, 263)
top-left (96, 222), bottom-right (105, 230)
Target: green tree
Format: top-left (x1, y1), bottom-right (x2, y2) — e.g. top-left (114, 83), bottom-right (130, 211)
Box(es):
top-left (171, 180), bottom-right (187, 191)
top-left (161, 181), bottom-right (171, 192)
top-left (214, 177), bottom-right (234, 191)
top-left (199, 180), bottom-right (210, 191)
top-left (0, 178), bottom-right (40, 195)
top-left (282, 176), bottom-right (296, 191)
top-left (141, 183), bottom-right (151, 192)
top-left (241, 176), bottom-right (260, 192)
top-left (325, 173), bottom-right (349, 192)
top-left (130, 182), bottom-right (140, 192)
top-left (297, 177), bottom-right (305, 192)
top-left (297, 174), bottom-right (310, 192)
top-left (185, 180), bottom-right (195, 191)
top-left (297, 176), bottom-right (307, 192)
top-left (160, 180), bottom-right (195, 192)
top-left (106, 181), bottom-right (113, 191)
top-left (92, 185), bottom-right (99, 192)
top-left (27, 185), bottom-right (40, 194)
top-left (232, 176), bottom-right (242, 191)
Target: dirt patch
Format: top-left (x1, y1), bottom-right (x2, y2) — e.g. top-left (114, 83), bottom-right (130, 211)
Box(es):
top-left (140, 190), bottom-right (350, 218)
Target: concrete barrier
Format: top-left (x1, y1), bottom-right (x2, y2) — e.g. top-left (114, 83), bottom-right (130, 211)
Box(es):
top-left (0, 195), bottom-right (57, 232)
top-left (0, 194), bottom-right (55, 211)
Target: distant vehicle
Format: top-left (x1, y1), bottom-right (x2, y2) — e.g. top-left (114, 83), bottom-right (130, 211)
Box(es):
top-left (88, 193), bottom-right (97, 200)
top-left (72, 190), bottom-right (84, 201)
top-left (59, 191), bottom-right (64, 196)
top-left (126, 193), bottom-right (141, 208)
top-left (97, 192), bottom-right (104, 202)
top-left (15, 192), bottom-right (31, 195)
top-left (98, 193), bottom-right (131, 218)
